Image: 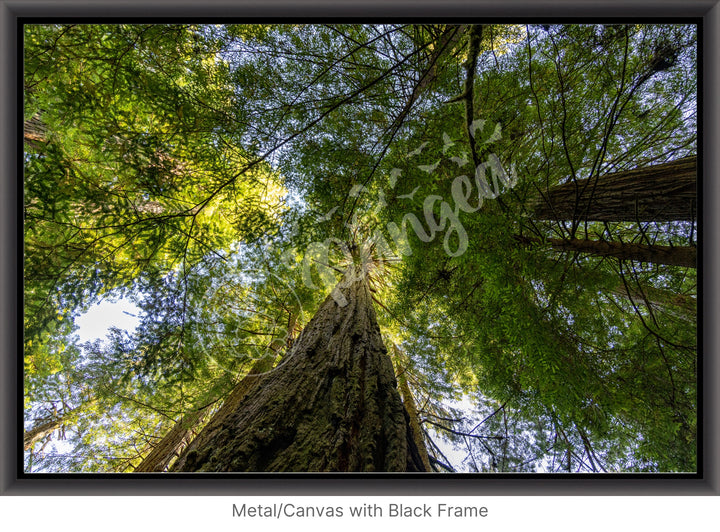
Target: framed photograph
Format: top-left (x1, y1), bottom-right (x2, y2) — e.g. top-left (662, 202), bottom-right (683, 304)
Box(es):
top-left (4, 0), bottom-right (718, 501)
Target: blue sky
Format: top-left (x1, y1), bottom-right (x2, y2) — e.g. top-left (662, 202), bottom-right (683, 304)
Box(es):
top-left (74, 299), bottom-right (141, 345)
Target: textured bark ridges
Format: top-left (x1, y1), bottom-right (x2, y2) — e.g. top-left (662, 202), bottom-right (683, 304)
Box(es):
top-left (137, 316), bottom-right (296, 472)
top-left (171, 266), bottom-right (425, 472)
top-left (532, 156), bottom-right (696, 222)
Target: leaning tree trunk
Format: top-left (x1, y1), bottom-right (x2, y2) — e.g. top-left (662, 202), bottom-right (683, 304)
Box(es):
top-left (136, 313), bottom-right (298, 472)
top-left (392, 345), bottom-right (432, 472)
top-left (545, 237), bottom-right (696, 268)
top-left (515, 234), bottom-right (696, 268)
top-left (610, 282), bottom-right (696, 321)
top-left (532, 156), bottom-right (696, 222)
top-left (24, 413), bottom-right (69, 451)
top-left (171, 265), bottom-right (426, 472)
top-left (397, 368), bottom-right (432, 472)
top-left (133, 406), bottom-right (210, 472)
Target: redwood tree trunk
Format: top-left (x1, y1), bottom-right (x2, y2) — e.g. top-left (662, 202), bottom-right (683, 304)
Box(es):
top-left (610, 282), bottom-right (696, 321)
top-left (133, 407), bottom-right (209, 472)
top-left (546, 237), bottom-right (696, 268)
top-left (171, 266), bottom-right (426, 472)
top-left (532, 156), bottom-right (696, 222)
top-left (137, 314), bottom-right (297, 472)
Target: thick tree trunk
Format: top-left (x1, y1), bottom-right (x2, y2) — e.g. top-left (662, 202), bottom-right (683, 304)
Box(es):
top-left (171, 266), bottom-right (426, 472)
top-left (545, 237), bottom-right (696, 268)
top-left (532, 156), bottom-right (696, 222)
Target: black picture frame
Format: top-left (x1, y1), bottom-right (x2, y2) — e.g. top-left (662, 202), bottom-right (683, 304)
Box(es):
top-left (3, 0), bottom-right (717, 496)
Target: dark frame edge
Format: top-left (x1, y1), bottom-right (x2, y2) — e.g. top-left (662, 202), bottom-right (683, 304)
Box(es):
top-left (700, 0), bottom-right (720, 498)
top-left (1, 0), bottom-right (19, 497)
top-left (2, 0), bottom-right (718, 496)
top-left (2, 0), bottom-right (719, 18)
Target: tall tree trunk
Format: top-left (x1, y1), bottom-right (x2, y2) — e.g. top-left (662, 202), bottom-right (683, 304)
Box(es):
top-left (516, 235), bottom-right (695, 268)
top-left (171, 265), bottom-right (426, 472)
top-left (526, 250), bottom-right (696, 319)
top-left (395, 358), bottom-right (432, 472)
top-left (133, 406), bottom-right (210, 472)
top-left (532, 156), bottom-right (696, 222)
top-left (545, 237), bottom-right (696, 268)
top-left (24, 114), bottom-right (48, 148)
top-left (610, 282), bottom-right (696, 321)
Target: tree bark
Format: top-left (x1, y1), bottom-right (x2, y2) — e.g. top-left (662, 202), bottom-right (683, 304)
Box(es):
top-left (395, 359), bottom-right (432, 472)
top-left (532, 156), bottom-right (697, 222)
top-left (515, 234), bottom-right (695, 268)
top-left (171, 266), bottom-right (426, 472)
top-left (24, 415), bottom-right (65, 451)
top-left (545, 237), bottom-right (696, 268)
top-left (133, 406), bottom-right (209, 472)
top-left (610, 282), bottom-right (696, 321)
top-left (136, 313), bottom-right (298, 472)
top-left (24, 114), bottom-right (47, 148)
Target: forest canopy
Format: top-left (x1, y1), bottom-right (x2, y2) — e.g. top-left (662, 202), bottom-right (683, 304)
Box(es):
top-left (23, 23), bottom-right (697, 473)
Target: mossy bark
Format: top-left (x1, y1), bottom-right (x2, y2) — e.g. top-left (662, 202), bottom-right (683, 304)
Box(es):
top-left (171, 266), bottom-right (426, 472)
